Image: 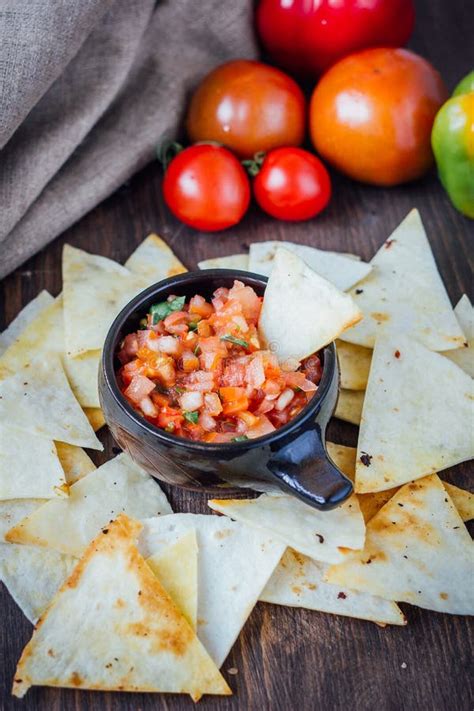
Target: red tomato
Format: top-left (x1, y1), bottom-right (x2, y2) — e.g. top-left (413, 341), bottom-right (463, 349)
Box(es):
top-left (256, 0), bottom-right (415, 76)
top-left (162, 144), bottom-right (250, 231)
top-left (252, 148), bottom-right (331, 221)
top-left (186, 60), bottom-right (306, 159)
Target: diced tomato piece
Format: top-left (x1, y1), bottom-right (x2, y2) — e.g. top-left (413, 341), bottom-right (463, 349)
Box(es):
top-left (237, 410), bottom-right (260, 428)
top-left (245, 353), bottom-right (265, 388)
top-left (157, 407), bottom-right (184, 430)
top-left (181, 370), bottom-right (215, 392)
top-left (247, 414), bottom-right (276, 439)
top-left (219, 386), bottom-right (249, 415)
top-left (302, 354), bottom-right (323, 384)
top-left (204, 392), bottom-right (223, 416)
top-left (189, 294), bottom-right (214, 318)
top-left (197, 320), bottom-right (212, 337)
top-left (181, 350), bottom-right (200, 372)
top-left (284, 371), bottom-right (317, 392)
top-left (117, 333), bottom-right (138, 364)
top-left (228, 280), bottom-right (262, 323)
top-left (164, 311), bottom-right (189, 335)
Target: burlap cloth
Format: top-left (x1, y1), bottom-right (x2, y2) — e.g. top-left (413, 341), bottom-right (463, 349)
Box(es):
top-left (0, 0), bottom-right (257, 279)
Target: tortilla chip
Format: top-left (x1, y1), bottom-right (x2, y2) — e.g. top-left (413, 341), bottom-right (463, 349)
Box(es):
top-left (248, 241), bottom-right (371, 290)
top-left (198, 254), bottom-right (249, 271)
top-left (0, 427), bottom-right (66, 500)
top-left (54, 442), bottom-right (96, 485)
top-left (334, 389), bottom-right (364, 425)
top-left (444, 483), bottom-right (474, 522)
top-left (340, 210), bottom-right (466, 351)
top-left (83, 407), bottom-right (105, 431)
top-left (146, 530), bottom-right (198, 629)
top-left (258, 248), bottom-right (362, 366)
top-left (326, 442), bottom-right (357, 478)
top-left (0, 291), bottom-right (54, 357)
top-left (140, 513), bottom-right (285, 668)
top-left (125, 233), bottom-right (187, 283)
top-left (12, 515), bottom-right (230, 699)
top-left (0, 500), bottom-right (77, 623)
top-left (260, 548), bottom-right (406, 625)
top-left (355, 333), bottom-right (474, 493)
top-left (0, 355), bottom-right (102, 450)
top-left (442, 295), bottom-right (474, 377)
top-left (336, 340), bottom-right (372, 390)
top-left (62, 349), bottom-right (101, 408)
top-left (6, 453), bottom-right (172, 556)
top-left (63, 245), bottom-right (147, 356)
top-left (326, 475), bottom-right (474, 614)
top-left (0, 297), bottom-right (63, 380)
top-left (208, 493), bottom-right (365, 565)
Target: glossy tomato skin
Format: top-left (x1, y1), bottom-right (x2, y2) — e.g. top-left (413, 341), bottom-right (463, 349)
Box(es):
top-left (256, 0), bottom-right (415, 76)
top-left (186, 60), bottom-right (306, 159)
top-left (253, 148), bottom-right (331, 221)
top-left (310, 48), bottom-right (448, 186)
top-left (163, 144), bottom-right (250, 231)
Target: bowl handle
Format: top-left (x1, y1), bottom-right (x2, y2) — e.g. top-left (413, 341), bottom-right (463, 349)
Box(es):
top-left (267, 425), bottom-right (353, 510)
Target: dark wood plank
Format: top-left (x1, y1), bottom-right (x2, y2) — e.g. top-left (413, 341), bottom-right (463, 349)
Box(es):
top-left (1, 1), bottom-right (473, 709)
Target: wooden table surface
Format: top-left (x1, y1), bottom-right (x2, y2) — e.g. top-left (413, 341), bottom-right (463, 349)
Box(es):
top-left (1, 2), bottom-right (473, 709)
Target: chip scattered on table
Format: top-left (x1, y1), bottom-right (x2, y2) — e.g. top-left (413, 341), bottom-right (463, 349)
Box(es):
top-left (12, 515), bottom-right (230, 700)
top-left (336, 340), bottom-right (372, 390)
top-left (355, 332), bottom-right (474, 493)
top-left (0, 356), bottom-right (102, 450)
top-left (140, 513), bottom-right (285, 668)
top-left (441, 295), bottom-right (474, 377)
top-left (208, 493), bottom-right (365, 565)
top-left (0, 291), bottom-right (54, 357)
top-left (340, 209), bottom-right (466, 351)
top-left (125, 233), bottom-right (187, 283)
top-left (334, 389), bottom-right (364, 425)
top-left (248, 241), bottom-right (371, 290)
top-left (6, 454), bottom-right (172, 556)
top-left (326, 475), bottom-right (474, 615)
top-left (260, 548), bottom-right (406, 626)
top-left (198, 254), bottom-right (249, 271)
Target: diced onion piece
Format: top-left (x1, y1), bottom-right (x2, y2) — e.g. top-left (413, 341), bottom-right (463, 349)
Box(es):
top-left (139, 395), bottom-right (158, 417)
top-left (204, 392), bottom-right (223, 416)
top-left (124, 375), bottom-right (156, 404)
top-left (199, 411), bottom-right (217, 431)
top-left (179, 391), bottom-right (203, 411)
top-left (275, 388), bottom-right (295, 411)
top-left (247, 414), bottom-right (276, 439)
top-left (181, 370), bottom-right (215, 392)
top-left (152, 335), bottom-right (181, 355)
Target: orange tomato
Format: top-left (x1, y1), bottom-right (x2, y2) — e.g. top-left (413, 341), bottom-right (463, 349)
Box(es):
top-left (186, 60), bottom-right (306, 159)
top-left (309, 48), bottom-right (448, 186)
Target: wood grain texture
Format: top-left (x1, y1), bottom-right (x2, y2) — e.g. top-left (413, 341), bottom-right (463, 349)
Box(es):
top-left (1, 1), bottom-right (473, 709)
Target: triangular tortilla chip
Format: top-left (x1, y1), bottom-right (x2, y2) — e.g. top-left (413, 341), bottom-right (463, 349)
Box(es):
top-left (208, 493), bottom-right (365, 565)
top-left (336, 340), bottom-right (372, 390)
top-left (334, 389), bottom-right (364, 425)
top-left (63, 245), bottom-right (147, 356)
top-left (125, 233), bottom-right (187, 283)
top-left (0, 426), bottom-right (66, 500)
top-left (355, 333), bottom-right (474, 493)
top-left (147, 530), bottom-right (198, 629)
top-left (6, 453), bottom-right (172, 556)
top-left (442, 295), bottom-right (474, 377)
top-left (83, 407), bottom-right (105, 431)
top-left (340, 210), bottom-right (466, 351)
top-left (12, 515), bottom-right (230, 699)
top-left (198, 254), bottom-right (249, 271)
top-left (140, 513), bottom-right (285, 668)
top-left (62, 349), bottom-right (101, 408)
top-left (54, 442), bottom-right (95, 485)
top-left (260, 548), bottom-right (406, 625)
top-left (258, 248), bottom-right (362, 366)
top-left (444, 482), bottom-right (474, 522)
top-left (329, 443), bottom-right (474, 522)
top-left (0, 291), bottom-right (54, 357)
top-left (0, 355), bottom-right (102, 450)
top-left (0, 500), bottom-right (76, 623)
top-left (326, 475), bottom-right (474, 614)
top-left (248, 241), bottom-right (371, 290)
top-left (0, 297), bottom-right (63, 380)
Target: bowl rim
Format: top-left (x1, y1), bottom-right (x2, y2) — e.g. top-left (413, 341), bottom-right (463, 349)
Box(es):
top-left (101, 268), bottom-right (337, 453)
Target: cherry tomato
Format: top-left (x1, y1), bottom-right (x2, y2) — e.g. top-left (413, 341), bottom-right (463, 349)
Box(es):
top-left (162, 144), bottom-right (250, 231)
top-left (252, 148), bottom-right (331, 221)
top-left (310, 48), bottom-right (448, 186)
top-left (256, 0), bottom-right (415, 77)
top-left (186, 60), bottom-right (306, 159)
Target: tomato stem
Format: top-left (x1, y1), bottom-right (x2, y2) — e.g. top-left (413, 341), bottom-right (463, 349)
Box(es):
top-left (157, 140), bottom-right (183, 171)
top-left (242, 151), bottom-right (266, 177)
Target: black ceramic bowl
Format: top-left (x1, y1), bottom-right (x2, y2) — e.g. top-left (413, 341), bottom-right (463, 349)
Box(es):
top-left (99, 270), bottom-right (353, 511)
